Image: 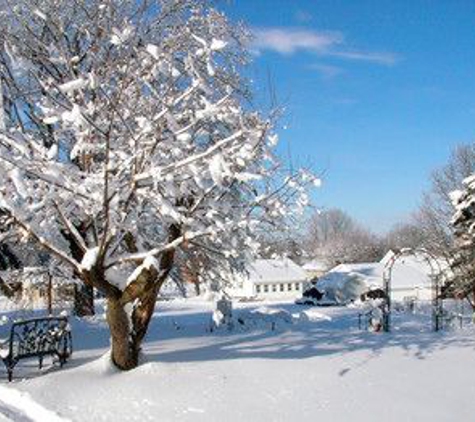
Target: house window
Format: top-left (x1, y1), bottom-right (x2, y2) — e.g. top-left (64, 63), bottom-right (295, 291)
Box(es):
top-left (256, 285), bottom-right (261, 294)
top-left (288, 283), bottom-right (292, 291)
top-left (264, 284), bottom-right (269, 293)
top-left (272, 284), bottom-right (277, 292)
top-left (280, 284), bottom-right (285, 292)
top-left (295, 283), bottom-right (300, 291)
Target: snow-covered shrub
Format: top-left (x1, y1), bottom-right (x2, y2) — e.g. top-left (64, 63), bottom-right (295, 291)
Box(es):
top-left (235, 307), bottom-right (294, 331)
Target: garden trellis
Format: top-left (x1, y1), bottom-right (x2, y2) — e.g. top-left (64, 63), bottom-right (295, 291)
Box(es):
top-left (382, 248), bottom-right (445, 332)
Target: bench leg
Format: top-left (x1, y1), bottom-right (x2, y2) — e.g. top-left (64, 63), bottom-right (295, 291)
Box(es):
top-left (3, 359), bottom-right (14, 382)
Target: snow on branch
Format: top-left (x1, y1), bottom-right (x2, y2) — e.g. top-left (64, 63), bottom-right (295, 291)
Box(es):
top-left (108, 229), bottom-right (214, 267)
top-left (134, 130), bottom-right (245, 188)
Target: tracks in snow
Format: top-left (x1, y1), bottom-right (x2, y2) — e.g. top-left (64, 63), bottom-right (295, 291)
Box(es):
top-left (0, 385), bottom-right (69, 422)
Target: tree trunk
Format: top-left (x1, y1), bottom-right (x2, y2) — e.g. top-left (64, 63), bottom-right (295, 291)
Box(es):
top-left (106, 297), bottom-right (138, 370)
top-left (107, 225), bottom-right (180, 370)
top-left (106, 278), bottom-right (165, 370)
top-left (74, 283), bottom-right (95, 316)
top-left (83, 225), bottom-right (180, 370)
top-left (130, 283), bottom-right (161, 357)
top-left (47, 272), bottom-right (53, 315)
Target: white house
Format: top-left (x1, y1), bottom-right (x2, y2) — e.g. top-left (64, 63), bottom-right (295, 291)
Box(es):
top-left (231, 259), bottom-right (308, 299)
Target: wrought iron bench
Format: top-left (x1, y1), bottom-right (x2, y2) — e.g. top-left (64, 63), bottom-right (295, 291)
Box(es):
top-left (0, 316), bottom-right (72, 381)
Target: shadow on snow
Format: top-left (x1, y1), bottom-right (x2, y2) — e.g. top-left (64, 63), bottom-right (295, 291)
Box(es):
top-left (1, 301), bottom-right (474, 382)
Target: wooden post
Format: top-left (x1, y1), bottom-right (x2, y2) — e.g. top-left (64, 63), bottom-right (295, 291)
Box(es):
top-left (383, 271), bottom-right (391, 332)
top-left (47, 272), bottom-right (53, 315)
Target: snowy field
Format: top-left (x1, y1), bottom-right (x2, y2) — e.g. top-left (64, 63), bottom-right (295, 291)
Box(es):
top-left (1, 298), bottom-right (475, 422)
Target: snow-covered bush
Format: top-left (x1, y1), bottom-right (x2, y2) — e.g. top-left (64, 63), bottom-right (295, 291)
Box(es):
top-left (233, 307), bottom-right (293, 331)
top-left (316, 271), bottom-right (367, 305)
top-left (0, 0), bottom-right (318, 369)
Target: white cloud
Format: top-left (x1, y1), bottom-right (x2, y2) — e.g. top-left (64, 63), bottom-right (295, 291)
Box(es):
top-left (253, 27), bottom-right (343, 55)
top-left (253, 27), bottom-right (399, 66)
top-left (330, 50), bottom-right (398, 66)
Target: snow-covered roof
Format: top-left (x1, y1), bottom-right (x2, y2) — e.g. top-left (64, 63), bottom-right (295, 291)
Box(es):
top-left (247, 259), bottom-right (307, 284)
top-left (320, 263), bottom-right (382, 290)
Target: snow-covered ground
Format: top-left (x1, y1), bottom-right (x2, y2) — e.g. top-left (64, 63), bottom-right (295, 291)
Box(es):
top-left (1, 298), bottom-right (474, 422)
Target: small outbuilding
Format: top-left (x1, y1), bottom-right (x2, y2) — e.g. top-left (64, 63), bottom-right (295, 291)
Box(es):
top-left (300, 251), bottom-right (442, 305)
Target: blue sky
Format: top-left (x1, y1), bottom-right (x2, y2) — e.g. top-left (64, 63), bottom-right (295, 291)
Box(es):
top-left (221, 0), bottom-right (475, 233)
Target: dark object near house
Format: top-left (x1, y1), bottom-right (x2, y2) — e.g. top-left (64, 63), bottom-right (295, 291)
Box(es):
top-left (0, 316), bottom-right (72, 381)
top-left (296, 286), bottom-right (325, 305)
top-left (360, 288), bottom-right (387, 301)
top-left (304, 286), bottom-right (324, 301)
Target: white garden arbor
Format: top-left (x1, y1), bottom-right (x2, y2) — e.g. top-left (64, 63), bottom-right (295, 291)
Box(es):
top-left (382, 248), bottom-right (445, 332)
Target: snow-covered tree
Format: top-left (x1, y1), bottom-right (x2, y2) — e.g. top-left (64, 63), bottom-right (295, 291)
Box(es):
top-left (450, 175), bottom-right (475, 309)
top-left (416, 144), bottom-right (475, 257)
top-left (413, 144), bottom-right (475, 307)
top-left (0, 0), bottom-right (318, 369)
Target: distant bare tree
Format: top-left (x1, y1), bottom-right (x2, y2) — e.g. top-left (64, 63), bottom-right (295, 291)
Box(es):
top-left (305, 208), bottom-right (384, 267)
top-left (416, 144), bottom-right (475, 257)
top-left (258, 232), bottom-right (304, 263)
top-left (307, 209), bottom-right (354, 249)
top-left (384, 222), bottom-right (426, 251)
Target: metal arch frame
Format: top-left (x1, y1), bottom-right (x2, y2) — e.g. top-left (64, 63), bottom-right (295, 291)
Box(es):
top-left (382, 248), bottom-right (445, 332)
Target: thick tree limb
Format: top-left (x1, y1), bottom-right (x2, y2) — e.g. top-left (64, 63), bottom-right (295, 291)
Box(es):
top-left (107, 228), bottom-right (211, 267)
top-left (53, 201), bottom-right (88, 253)
top-left (7, 210), bottom-right (80, 270)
